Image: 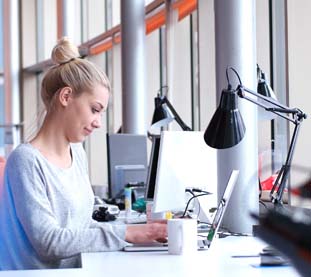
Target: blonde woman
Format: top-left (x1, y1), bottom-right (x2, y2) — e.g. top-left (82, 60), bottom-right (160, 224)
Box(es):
top-left (0, 38), bottom-right (167, 270)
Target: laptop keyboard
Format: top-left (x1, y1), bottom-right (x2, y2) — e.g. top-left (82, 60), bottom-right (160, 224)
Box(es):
top-left (125, 214), bottom-right (147, 224)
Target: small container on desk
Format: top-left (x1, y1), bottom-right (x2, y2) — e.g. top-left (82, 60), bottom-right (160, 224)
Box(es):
top-left (124, 186), bottom-right (132, 217)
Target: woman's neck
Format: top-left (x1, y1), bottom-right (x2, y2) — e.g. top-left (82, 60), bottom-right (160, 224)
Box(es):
top-left (30, 116), bottom-right (72, 168)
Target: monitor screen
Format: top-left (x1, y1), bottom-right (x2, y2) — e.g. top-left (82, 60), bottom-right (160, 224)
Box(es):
top-left (145, 135), bottom-right (161, 201)
top-left (152, 131), bottom-right (217, 214)
top-left (106, 133), bottom-right (148, 199)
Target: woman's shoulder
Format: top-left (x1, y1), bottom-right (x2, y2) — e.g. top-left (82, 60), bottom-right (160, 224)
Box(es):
top-left (7, 143), bottom-right (87, 170)
top-left (4, 143), bottom-right (43, 176)
top-left (9, 143), bottom-right (38, 159)
top-left (6, 143), bottom-right (39, 165)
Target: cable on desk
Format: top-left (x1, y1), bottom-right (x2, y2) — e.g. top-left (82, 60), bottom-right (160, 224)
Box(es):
top-left (259, 200), bottom-right (269, 211)
top-left (185, 189), bottom-right (201, 217)
top-left (182, 192), bottom-right (211, 218)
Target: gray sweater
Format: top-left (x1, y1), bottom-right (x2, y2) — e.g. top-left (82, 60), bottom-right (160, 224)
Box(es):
top-left (0, 143), bottom-right (128, 270)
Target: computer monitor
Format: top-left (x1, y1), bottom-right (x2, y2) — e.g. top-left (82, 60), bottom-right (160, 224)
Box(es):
top-left (152, 131), bottom-right (217, 214)
top-left (106, 133), bottom-right (148, 199)
top-left (145, 135), bottom-right (161, 201)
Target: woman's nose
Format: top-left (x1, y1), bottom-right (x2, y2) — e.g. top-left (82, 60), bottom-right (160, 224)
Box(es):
top-left (92, 116), bottom-right (102, 129)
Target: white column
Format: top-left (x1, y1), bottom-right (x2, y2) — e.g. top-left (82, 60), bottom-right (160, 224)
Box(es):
top-left (62, 0), bottom-right (80, 44)
top-left (215, 0), bottom-right (259, 233)
top-left (121, 0), bottom-right (147, 134)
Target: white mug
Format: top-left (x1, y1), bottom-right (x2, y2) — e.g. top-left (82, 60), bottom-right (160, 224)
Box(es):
top-left (167, 218), bottom-right (197, 255)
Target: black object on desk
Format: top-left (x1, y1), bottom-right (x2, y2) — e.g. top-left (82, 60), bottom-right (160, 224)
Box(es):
top-left (92, 207), bottom-right (116, 222)
top-left (259, 245), bottom-right (290, 266)
top-left (253, 208), bottom-right (311, 276)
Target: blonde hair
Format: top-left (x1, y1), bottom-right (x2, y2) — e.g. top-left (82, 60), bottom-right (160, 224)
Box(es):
top-left (41, 37), bottom-right (110, 113)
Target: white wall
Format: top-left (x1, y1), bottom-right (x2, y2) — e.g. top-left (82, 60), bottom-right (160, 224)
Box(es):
top-left (287, 0), bottom-right (311, 206)
top-left (198, 0), bottom-right (216, 131)
top-left (167, 17), bottom-right (192, 131)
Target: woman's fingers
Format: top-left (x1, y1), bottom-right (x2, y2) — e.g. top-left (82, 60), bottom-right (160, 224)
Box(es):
top-left (125, 222), bottom-right (167, 244)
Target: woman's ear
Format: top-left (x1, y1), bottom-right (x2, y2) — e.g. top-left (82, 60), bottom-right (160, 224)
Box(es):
top-left (58, 87), bottom-right (73, 107)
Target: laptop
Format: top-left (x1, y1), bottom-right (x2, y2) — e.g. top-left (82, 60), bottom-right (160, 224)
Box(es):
top-left (123, 170), bottom-right (239, 252)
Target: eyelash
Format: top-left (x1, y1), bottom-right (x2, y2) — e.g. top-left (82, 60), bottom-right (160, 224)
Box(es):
top-left (92, 108), bottom-right (100, 114)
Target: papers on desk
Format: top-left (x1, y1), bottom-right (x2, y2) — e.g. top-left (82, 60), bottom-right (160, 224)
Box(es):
top-left (117, 210), bottom-right (147, 224)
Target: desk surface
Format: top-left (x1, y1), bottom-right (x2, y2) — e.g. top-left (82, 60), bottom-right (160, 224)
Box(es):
top-left (0, 236), bottom-right (300, 277)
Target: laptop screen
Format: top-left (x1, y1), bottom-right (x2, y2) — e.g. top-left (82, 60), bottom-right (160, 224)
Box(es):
top-left (205, 170), bottom-right (239, 248)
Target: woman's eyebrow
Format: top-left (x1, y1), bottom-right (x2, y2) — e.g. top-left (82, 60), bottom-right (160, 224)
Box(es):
top-left (95, 101), bottom-right (104, 109)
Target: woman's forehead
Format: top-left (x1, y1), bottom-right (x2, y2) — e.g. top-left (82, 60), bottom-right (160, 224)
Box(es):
top-left (82, 85), bottom-right (109, 107)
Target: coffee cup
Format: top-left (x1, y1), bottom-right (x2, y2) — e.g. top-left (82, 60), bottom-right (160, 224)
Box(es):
top-left (167, 218), bottom-right (197, 255)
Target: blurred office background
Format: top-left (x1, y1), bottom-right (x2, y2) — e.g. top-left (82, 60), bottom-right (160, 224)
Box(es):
top-left (0, 0), bottom-right (310, 206)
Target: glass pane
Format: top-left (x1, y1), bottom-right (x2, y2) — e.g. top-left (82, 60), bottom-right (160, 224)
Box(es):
top-left (0, 85), bottom-right (4, 154)
top-left (0, 0), bottom-right (4, 153)
top-left (36, 0), bottom-right (57, 61)
top-left (0, 0), bottom-right (3, 71)
top-left (86, 0), bottom-right (107, 39)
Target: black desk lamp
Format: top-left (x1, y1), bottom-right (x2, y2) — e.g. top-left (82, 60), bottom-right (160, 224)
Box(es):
top-left (204, 67), bottom-right (307, 207)
top-left (257, 64), bottom-right (277, 120)
top-left (151, 93), bottom-right (192, 131)
top-left (257, 64), bottom-right (277, 99)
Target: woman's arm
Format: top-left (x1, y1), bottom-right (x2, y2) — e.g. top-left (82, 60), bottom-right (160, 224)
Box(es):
top-left (6, 147), bottom-right (128, 261)
top-left (125, 222), bottom-right (167, 244)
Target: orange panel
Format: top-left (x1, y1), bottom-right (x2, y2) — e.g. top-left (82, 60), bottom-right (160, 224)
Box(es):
top-left (146, 10), bottom-right (166, 34)
top-left (90, 0), bottom-right (197, 55)
top-left (90, 40), bottom-right (114, 55)
top-left (173, 0), bottom-right (197, 21)
top-left (114, 35), bottom-right (121, 44)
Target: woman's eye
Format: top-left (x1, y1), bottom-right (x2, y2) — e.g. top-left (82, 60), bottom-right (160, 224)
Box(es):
top-left (92, 108), bottom-right (100, 113)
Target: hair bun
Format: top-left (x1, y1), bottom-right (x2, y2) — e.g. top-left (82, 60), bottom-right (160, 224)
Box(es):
top-left (51, 37), bottom-right (80, 65)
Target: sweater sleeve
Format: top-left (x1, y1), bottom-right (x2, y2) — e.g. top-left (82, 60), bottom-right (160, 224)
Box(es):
top-left (6, 147), bottom-right (129, 262)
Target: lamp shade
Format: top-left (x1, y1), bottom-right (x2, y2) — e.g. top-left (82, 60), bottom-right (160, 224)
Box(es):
top-left (257, 74), bottom-right (276, 99)
top-left (204, 88), bottom-right (246, 149)
top-left (151, 97), bottom-right (175, 129)
top-left (257, 70), bottom-right (278, 120)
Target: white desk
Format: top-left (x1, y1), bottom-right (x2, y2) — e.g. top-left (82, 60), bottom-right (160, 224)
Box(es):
top-left (0, 236), bottom-right (300, 277)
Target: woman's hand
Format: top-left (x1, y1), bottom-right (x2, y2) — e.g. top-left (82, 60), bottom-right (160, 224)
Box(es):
top-left (125, 222), bottom-right (167, 244)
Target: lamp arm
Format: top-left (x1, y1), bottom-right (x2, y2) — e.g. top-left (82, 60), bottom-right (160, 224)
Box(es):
top-left (270, 122), bottom-right (302, 206)
top-left (238, 85), bottom-right (290, 111)
top-left (237, 92), bottom-right (297, 124)
top-left (237, 85), bottom-right (307, 124)
top-left (236, 84), bottom-right (307, 207)
top-left (162, 97), bottom-right (192, 131)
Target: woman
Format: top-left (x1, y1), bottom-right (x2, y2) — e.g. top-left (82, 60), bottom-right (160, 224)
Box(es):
top-left (0, 38), bottom-right (167, 270)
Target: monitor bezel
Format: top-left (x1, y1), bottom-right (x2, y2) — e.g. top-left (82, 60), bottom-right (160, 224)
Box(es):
top-left (145, 135), bottom-right (161, 201)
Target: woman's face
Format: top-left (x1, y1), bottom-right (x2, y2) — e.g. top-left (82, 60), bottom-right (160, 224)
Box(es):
top-left (64, 84), bottom-right (109, 143)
